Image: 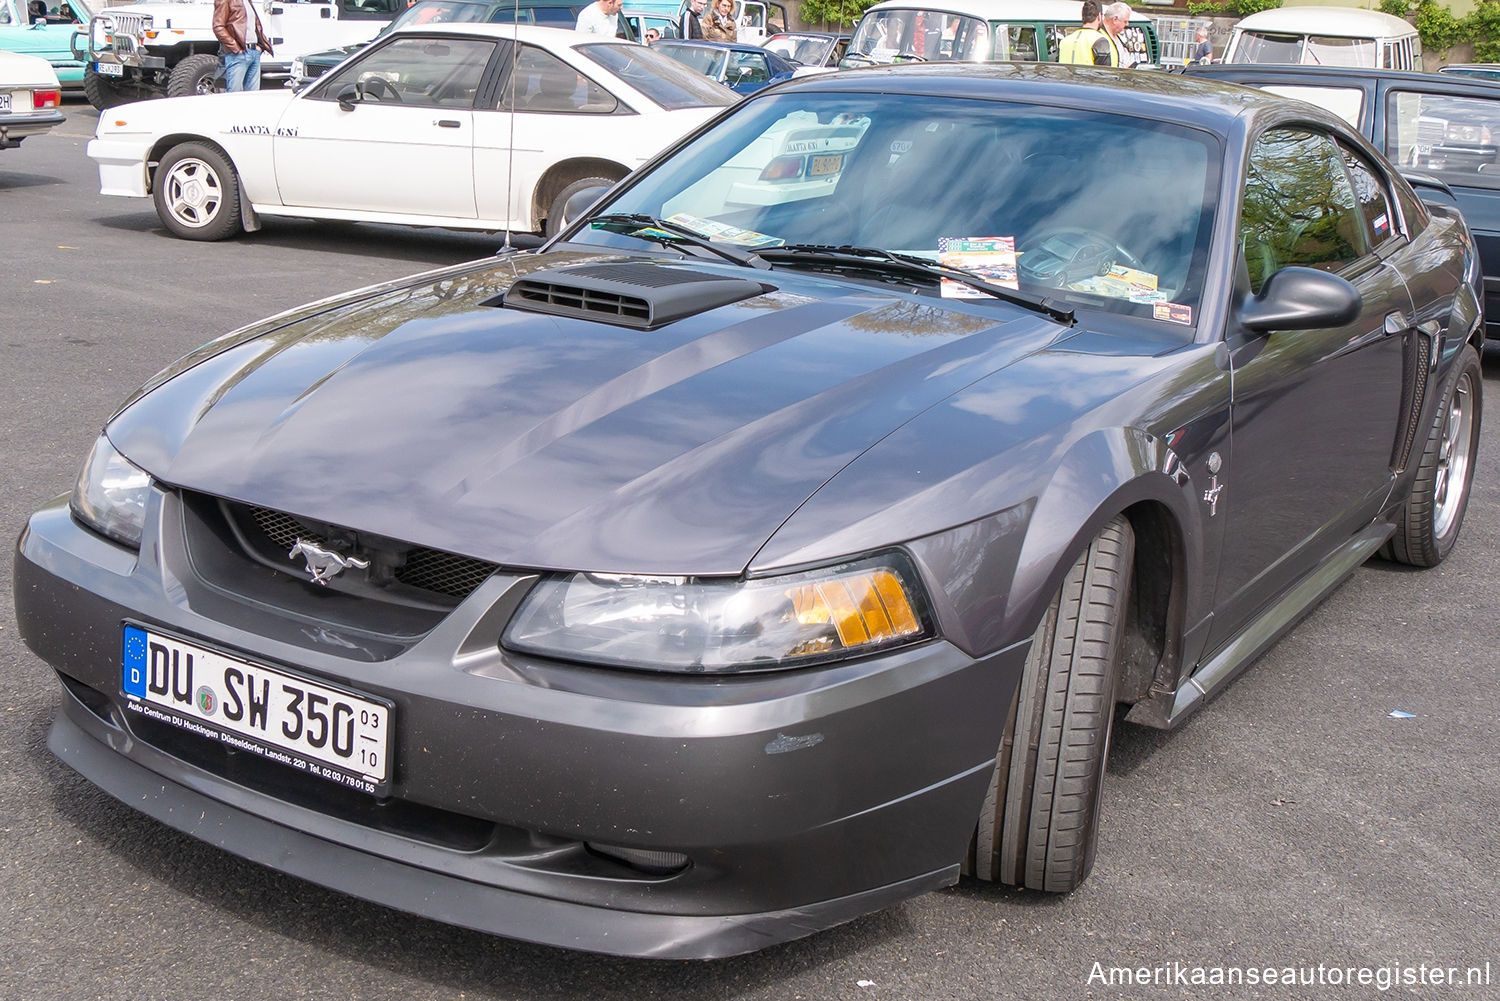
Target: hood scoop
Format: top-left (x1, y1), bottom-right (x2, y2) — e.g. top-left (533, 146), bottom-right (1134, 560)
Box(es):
top-left (495, 262), bottom-right (773, 330)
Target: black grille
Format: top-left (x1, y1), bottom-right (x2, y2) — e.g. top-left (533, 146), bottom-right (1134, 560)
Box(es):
top-left (1392, 333), bottom-right (1433, 472)
top-left (248, 505), bottom-right (498, 600)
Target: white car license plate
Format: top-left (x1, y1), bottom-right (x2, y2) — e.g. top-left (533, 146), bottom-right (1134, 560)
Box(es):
top-left (0, 94), bottom-right (10, 113)
top-left (122, 624), bottom-right (393, 794)
top-left (96, 61), bottom-right (123, 77)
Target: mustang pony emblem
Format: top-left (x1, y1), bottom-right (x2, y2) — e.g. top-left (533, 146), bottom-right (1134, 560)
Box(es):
top-left (288, 538), bottom-right (370, 586)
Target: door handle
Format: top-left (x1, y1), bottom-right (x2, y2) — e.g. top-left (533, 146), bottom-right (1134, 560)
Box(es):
top-left (1383, 310), bottom-right (1409, 335)
top-left (435, 119), bottom-right (461, 128)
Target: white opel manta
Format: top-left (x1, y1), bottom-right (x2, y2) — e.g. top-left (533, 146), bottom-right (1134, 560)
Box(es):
top-left (88, 24), bottom-right (734, 240)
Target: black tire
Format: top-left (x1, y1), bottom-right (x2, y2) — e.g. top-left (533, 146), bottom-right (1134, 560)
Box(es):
top-left (167, 54), bottom-right (224, 98)
top-left (83, 65), bottom-right (131, 110)
top-left (544, 175), bottom-right (616, 237)
top-left (971, 515), bottom-right (1134, 892)
top-left (152, 142), bottom-right (243, 241)
top-left (1383, 345), bottom-right (1482, 567)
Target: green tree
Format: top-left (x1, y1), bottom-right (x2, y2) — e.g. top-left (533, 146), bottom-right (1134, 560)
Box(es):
top-left (799, 0), bottom-right (875, 28)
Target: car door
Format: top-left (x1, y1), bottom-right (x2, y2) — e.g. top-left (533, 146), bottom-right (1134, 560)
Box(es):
top-left (1208, 124), bottom-right (1413, 650)
top-left (1376, 78), bottom-right (1500, 339)
top-left (272, 33), bottom-right (496, 219)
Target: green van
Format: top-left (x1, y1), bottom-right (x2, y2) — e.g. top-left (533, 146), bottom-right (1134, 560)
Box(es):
top-left (842, 0), bottom-right (1160, 68)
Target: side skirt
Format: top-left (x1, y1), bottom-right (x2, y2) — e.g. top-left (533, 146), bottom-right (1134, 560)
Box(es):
top-left (1128, 522), bottom-right (1393, 730)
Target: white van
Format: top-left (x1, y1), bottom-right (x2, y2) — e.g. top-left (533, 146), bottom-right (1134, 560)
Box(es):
top-left (1223, 6), bottom-right (1420, 70)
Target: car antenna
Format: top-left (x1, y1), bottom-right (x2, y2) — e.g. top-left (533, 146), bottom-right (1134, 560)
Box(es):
top-left (500, 0), bottom-right (521, 256)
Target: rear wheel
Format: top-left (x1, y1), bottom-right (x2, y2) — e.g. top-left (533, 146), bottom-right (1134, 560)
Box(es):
top-left (1383, 345), bottom-right (1482, 567)
top-left (971, 515), bottom-right (1134, 892)
top-left (167, 54), bottom-right (224, 98)
top-left (152, 142), bottom-right (243, 241)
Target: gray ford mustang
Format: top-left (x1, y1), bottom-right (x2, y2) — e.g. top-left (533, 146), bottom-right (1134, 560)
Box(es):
top-left (15, 64), bottom-right (1484, 959)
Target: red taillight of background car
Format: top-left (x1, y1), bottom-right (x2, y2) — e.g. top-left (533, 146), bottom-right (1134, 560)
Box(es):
top-left (34, 89), bottom-right (62, 109)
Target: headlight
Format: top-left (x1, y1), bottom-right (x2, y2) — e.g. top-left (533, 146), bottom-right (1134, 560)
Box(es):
top-left (291, 56), bottom-right (306, 79)
top-left (504, 554), bottom-right (932, 673)
top-left (70, 435), bottom-right (151, 548)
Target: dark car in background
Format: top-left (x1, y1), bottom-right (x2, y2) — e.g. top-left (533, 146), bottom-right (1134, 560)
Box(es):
top-left (1189, 63), bottom-right (1500, 343)
top-left (293, 0), bottom-right (637, 84)
top-left (16, 64), bottom-right (1483, 960)
top-left (652, 38), bottom-right (795, 92)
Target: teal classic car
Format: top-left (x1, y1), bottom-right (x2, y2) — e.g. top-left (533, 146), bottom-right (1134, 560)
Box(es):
top-left (0, 0), bottom-right (90, 87)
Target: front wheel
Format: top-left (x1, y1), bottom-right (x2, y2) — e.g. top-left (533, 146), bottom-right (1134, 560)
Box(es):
top-left (971, 515), bottom-right (1134, 892)
top-left (83, 65), bottom-right (131, 110)
top-left (152, 142), bottom-right (243, 241)
top-left (1383, 345), bottom-right (1482, 567)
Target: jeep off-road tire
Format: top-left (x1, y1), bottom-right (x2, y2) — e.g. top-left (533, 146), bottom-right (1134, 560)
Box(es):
top-left (1382, 345), bottom-right (1482, 567)
top-left (970, 515), bottom-right (1134, 893)
top-left (167, 54), bottom-right (224, 98)
top-left (152, 142), bottom-right (243, 241)
top-left (83, 65), bottom-right (131, 110)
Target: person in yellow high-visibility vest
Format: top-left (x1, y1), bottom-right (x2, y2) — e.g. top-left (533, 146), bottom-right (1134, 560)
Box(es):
top-left (1057, 0), bottom-right (1115, 66)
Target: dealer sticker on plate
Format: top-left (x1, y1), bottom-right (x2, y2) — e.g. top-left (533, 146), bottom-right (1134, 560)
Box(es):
top-left (122, 624), bottom-right (393, 795)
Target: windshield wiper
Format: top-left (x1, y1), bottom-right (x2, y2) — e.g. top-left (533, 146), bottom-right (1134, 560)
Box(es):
top-left (759, 244), bottom-right (1075, 324)
top-left (588, 214), bottom-right (772, 270)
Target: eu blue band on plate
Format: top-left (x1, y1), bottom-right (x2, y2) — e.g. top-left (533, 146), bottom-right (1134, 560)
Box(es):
top-left (123, 624), bottom-right (148, 698)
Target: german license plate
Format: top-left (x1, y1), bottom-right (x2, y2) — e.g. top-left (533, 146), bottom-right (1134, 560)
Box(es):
top-left (808, 153), bottom-right (843, 176)
top-left (122, 624), bottom-right (393, 795)
top-left (96, 60), bottom-right (123, 77)
top-left (0, 94), bottom-right (10, 113)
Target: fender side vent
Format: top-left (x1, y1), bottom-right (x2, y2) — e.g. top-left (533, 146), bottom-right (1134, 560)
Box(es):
top-left (494, 264), bottom-right (772, 330)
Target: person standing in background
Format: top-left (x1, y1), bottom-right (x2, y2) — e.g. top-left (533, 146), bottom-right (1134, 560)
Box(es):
top-left (1193, 25), bottom-right (1214, 64)
top-left (1058, 0), bottom-right (1112, 66)
top-left (703, 0), bottom-right (737, 42)
top-left (213, 0), bottom-right (273, 91)
top-left (680, 0), bottom-right (707, 39)
top-left (575, 0), bottom-right (621, 36)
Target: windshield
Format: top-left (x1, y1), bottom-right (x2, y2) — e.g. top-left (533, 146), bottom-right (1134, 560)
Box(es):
top-left (655, 42), bottom-right (729, 78)
top-left (567, 91), bottom-right (1220, 327)
top-left (1235, 30), bottom-right (1378, 66)
top-left (386, 0), bottom-right (494, 30)
top-left (847, 9), bottom-right (991, 64)
top-left (766, 33), bottom-right (831, 64)
top-left (580, 42), bottom-right (736, 107)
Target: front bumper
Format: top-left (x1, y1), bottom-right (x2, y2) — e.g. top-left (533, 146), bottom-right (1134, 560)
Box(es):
top-left (88, 134), bottom-right (153, 197)
top-left (15, 494), bottom-right (1026, 958)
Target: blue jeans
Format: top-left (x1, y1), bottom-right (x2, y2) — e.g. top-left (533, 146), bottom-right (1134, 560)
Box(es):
top-left (223, 49), bottom-right (261, 92)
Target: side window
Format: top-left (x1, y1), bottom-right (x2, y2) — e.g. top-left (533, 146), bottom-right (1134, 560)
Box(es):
top-left (733, 50), bottom-right (769, 84)
top-left (1340, 146), bottom-right (1397, 250)
top-left (1043, 23), bottom-right (1067, 62)
top-left (1003, 25), bottom-right (1038, 61)
top-left (1394, 179), bottom-right (1430, 238)
top-left (1386, 88), bottom-right (1500, 190)
top-left (340, 0), bottom-right (390, 20)
top-left (502, 44), bottom-right (619, 113)
top-left (318, 36), bottom-right (496, 108)
top-left (1240, 128), bottom-right (1367, 293)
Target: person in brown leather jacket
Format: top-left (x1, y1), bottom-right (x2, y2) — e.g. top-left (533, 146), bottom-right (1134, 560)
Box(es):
top-left (213, 0), bottom-right (274, 91)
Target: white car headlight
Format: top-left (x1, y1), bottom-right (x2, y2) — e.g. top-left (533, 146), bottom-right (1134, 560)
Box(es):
top-left (504, 554), bottom-right (932, 673)
top-left (70, 435), bottom-right (151, 548)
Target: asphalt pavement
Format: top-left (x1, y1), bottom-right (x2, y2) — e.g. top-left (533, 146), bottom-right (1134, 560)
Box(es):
top-left (1, 100), bottom-right (1497, 1001)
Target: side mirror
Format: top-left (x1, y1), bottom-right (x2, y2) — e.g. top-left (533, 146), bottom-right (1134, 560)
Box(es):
top-left (336, 83), bottom-right (360, 111)
top-left (1237, 266), bottom-right (1362, 334)
top-left (559, 184), bottom-right (612, 232)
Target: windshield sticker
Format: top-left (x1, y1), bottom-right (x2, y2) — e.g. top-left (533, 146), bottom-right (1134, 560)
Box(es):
top-left (938, 236), bottom-right (1018, 297)
top-left (1153, 301), bottom-right (1193, 325)
top-left (1374, 213), bottom-right (1390, 237)
top-left (664, 213), bottom-right (782, 248)
top-left (1068, 264), bottom-right (1162, 301)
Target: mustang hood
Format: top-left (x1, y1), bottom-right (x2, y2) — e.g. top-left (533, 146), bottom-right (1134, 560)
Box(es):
top-left (110, 253), bottom-right (1067, 575)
